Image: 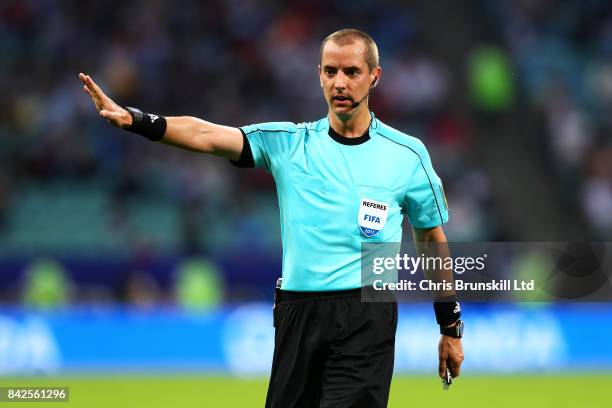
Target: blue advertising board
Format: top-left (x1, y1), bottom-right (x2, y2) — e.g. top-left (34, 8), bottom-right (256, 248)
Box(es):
top-left (1, 304), bottom-right (611, 376)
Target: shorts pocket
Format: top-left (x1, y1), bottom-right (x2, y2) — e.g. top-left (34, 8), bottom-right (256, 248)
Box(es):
top-left (385, 301), bottom-right (398, 332)
top-left (273, 303), bottom-right (284, 328)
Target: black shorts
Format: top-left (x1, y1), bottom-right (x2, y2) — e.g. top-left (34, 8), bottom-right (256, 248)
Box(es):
top-left (265, 287), bottom-right (398, 408)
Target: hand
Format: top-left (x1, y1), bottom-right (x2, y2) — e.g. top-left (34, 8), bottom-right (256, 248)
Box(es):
top-left (79, 73), bottom-right (132, 128)
top-left (438, 335), bottom-right (464, 379)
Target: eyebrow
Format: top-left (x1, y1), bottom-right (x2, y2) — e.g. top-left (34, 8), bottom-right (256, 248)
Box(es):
top-left (322, 65), bottom-right (361, 72)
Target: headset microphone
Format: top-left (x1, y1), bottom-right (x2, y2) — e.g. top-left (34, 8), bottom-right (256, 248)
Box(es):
top-left (350, 77), bottom-right (378, 109)
top-left (350, 93), bottom-right (369, 109)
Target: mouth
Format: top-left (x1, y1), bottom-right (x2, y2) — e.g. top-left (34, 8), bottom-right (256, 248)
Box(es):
top-left (332, 95), bottom-right (353, 105)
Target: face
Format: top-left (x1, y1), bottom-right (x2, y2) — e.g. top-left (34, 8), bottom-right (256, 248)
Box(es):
top-left (319, 40), bottom-right (380, 118)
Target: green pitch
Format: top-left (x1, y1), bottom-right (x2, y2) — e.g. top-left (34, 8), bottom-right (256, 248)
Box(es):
top-left (2, 374), bottom-right (609, 407)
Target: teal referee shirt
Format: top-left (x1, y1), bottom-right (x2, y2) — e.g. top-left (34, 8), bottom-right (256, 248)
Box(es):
top-left (232, 114), bottom-right (448, 291)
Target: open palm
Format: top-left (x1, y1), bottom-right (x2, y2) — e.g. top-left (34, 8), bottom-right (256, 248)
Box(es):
top-left (79, 73), bottom-right (132, 128)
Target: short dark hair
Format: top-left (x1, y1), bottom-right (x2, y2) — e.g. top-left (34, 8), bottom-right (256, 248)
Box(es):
top-left (320, 29), bottom-right (380, 71)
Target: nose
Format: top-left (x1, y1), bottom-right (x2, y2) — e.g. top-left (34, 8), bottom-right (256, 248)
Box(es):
top-left (334, 72), bottom-right (346, 90)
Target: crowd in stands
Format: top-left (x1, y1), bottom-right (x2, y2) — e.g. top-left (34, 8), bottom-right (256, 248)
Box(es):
top-left (479, 0), bottom-right (612, 239)
top-left (0, 0), bottom-right (609, 304)
top-left (0, 1), bottom-right (498, 256)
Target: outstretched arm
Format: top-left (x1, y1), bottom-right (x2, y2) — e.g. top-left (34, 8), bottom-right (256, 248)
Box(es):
top-left (79, 73), bottom-right (243, 160)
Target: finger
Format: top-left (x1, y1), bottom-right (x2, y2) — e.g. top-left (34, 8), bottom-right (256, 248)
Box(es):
top-left (79, 74), bottom-right (97, 95)
top-left (447, 357), bottom-right (461, 378)
top-left (80, 73), bottom-right (97, 94)
top-left (81, 76), bottom-right (100, 102)
top-left (439, 356), bottom-right (448, 379)
top-left (86, 75), bottom-right (106, 98)
top-left (85, 76), bottom-right (99, 96)
top-left (83, 85), bottom-right (105, 112)
top-left (100, 109), bottom-right (129, 126)
top-left (88, 76), bottom-right (117, 110)
top-left (79, 72), bottom-right (92, 86)
top-left (100, 109), bottom-right (119, 120)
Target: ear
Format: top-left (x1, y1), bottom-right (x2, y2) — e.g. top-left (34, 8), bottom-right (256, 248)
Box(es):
top-left (318, 65), bottom-right (323, 87)
top-left (372, 66), bottom-right (382, 88)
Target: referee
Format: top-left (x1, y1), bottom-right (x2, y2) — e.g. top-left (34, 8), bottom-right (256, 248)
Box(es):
top-left (80, 28), bottom-right (464, 408)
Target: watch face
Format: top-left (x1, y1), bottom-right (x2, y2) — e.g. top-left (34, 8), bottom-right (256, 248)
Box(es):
top-left (440, 320), bottom-right (463, 338)
top-left (456, 320), bottom-right (464, 337)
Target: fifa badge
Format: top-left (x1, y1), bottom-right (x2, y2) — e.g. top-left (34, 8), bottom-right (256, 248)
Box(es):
top-left (358, 198), bottom-right (389, 237)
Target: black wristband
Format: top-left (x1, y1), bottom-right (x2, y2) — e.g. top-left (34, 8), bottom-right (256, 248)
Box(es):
top-left (433, 296), bottom-right (461, 326)
top-left (125, 107), bottom-right (167, 141)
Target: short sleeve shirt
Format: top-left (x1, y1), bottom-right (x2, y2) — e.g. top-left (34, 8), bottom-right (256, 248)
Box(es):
top-left (233, 114), bottom-right (448, 291)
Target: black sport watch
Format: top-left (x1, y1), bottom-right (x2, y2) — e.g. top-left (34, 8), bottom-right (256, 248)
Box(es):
top-left (440, 319), bottom-right (464, 338)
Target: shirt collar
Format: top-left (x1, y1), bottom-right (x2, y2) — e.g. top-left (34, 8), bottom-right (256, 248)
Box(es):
top-left (326, 113), bottom-right (377, 146)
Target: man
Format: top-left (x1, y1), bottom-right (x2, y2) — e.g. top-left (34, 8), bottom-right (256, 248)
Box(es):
top-left (80, 28), bottom-right (464, 408)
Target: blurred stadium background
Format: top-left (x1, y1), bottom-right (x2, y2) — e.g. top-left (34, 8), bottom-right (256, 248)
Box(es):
top-left (1, 0), bottom-right (611, 406)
